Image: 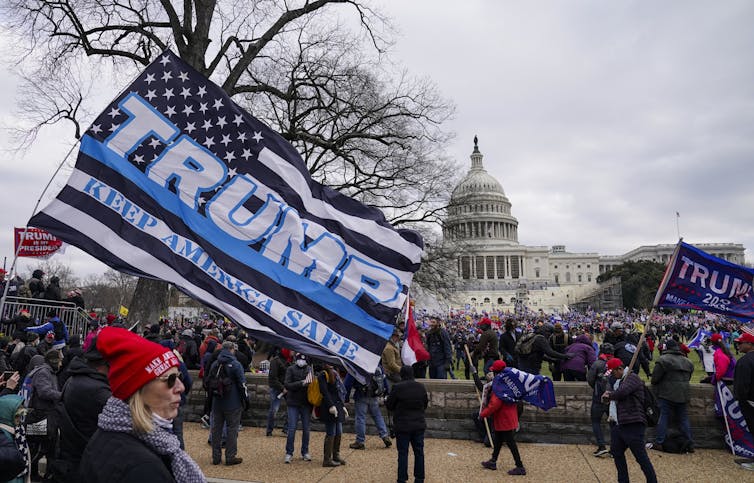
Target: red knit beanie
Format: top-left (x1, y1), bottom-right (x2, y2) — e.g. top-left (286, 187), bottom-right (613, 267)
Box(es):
top-left (96, 327), bottom-right (180, 400)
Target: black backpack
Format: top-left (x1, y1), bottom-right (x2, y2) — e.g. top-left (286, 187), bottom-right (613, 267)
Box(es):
top-left (515, 333), bottom-right (537, 356)
top-left (206, 361), bottom-right (232, 397)
top-left (642, 384), bottom-right (660, 427)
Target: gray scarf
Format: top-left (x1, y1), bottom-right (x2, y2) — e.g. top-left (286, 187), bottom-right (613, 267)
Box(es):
top-left (98, 397), bottom-right (206, 483)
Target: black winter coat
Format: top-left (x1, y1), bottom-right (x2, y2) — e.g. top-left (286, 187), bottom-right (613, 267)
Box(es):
top-left (268, 356), bottom-right (287, 392)
top-left (733, 351), bottom-right (754, 404)
top-left (79, 430), bottom-right (175, 483)
top-left (385, 379), bottom-right (428, 433)
top-left (518, 334), bottom-right (569, 375)
top-left (608, 372), bottom-right (646, 426)
top-left (284, 364), bottom-right (312, 407)
top-left (62, 357), bottom-right (111, 442)
top-left (317, 370), bottom-right (345, 423)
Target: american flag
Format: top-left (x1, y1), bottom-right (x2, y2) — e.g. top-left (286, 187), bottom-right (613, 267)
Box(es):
top-left (30, 50), bottom-right (423, 378)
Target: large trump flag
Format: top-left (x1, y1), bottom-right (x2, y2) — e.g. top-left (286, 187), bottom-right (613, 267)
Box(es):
top-left (654, 241), bottom-right (754, 319)
top-left (29, 51), bottom-right (423, 377)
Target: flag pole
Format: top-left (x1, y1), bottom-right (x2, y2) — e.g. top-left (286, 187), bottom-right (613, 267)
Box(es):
top-left (0, 141), bottom-right (80, 318)
top-left (465, 344), bottom-right (494, 446)
top-left (676, 212), bottom-right (681, 240)
top-left (652, 238), bottom-right (683, 309)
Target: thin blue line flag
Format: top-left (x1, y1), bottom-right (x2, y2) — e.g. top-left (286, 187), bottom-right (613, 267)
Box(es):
top-left (29, 51), bottom-right (423, 377)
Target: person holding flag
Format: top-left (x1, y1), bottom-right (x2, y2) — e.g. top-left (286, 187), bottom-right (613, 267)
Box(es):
top-left (479, 360), bottom-right (526, 475)
top-left (733, 330), bottom-right (754, 470)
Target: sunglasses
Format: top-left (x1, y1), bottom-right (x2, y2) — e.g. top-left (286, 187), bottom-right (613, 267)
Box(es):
top-left (156, 372), bottom-right (184, 389)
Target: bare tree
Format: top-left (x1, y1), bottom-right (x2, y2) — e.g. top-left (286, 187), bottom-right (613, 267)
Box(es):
top-left (2, 1), bottom-right (456, 324)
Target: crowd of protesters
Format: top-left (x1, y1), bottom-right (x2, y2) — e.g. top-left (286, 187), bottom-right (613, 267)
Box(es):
top-left (1, 271), bottom-right (754, 482)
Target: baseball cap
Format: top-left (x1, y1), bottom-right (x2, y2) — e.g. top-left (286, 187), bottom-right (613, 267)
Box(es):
top-left (710, 333), bottom-right (723, 343)
top-left (735, 332), bottom-right (754, 344)
top-left (607, 358), bottom-right (624, 371)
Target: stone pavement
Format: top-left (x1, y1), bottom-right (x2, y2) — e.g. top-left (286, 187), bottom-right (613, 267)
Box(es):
top-left (183, 423), bottom-right (751, 482)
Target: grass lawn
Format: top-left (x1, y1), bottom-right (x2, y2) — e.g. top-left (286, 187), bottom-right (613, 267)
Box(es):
top-left (448, 346), bottom-right (732, 383)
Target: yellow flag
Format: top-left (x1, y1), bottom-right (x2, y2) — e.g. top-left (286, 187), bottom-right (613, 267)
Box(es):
top-left (119, 305), bottom-right (129, 317)
top-left (634, 322), bottom-right (644, 334)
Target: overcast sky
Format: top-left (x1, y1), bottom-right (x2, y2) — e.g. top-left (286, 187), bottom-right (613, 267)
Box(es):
top-left (1, 0), bottom-right (753, 281)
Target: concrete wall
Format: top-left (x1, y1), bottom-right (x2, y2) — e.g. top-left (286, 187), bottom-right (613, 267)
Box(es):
top-left (184, 372), bottom-right (725, 448)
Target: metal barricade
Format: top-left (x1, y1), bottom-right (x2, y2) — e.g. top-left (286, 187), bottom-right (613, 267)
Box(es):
top-left (0, 296), bottom-right (91, 339)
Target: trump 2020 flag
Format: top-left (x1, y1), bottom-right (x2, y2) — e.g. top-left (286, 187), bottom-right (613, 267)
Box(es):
top-left (654, 241), bottom-right (754, 319)
top-left (28, 50), bottom-right (423, 377)
top-left (401, 302), bottom-right (430, 365)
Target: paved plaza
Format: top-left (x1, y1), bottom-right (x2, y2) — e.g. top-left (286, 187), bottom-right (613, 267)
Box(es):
top-left (183, 423), bottom-right (750, 482)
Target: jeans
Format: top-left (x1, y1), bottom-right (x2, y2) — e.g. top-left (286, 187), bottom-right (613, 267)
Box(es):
top-left (324, 420), bottom-right (343, 437)
top-left (354, 397), bottom-right (389, 443)
top-left (429, 364), bottom-right (447, 379)
top-left (590, 402), bottom-right (608, 447)
top-left (211, 405), bottom-right (242, 463)
top-left (396, 430), bottom-right (425, 483)
top-left (286, 405), bottom-right (311, 456)
top-left (655, 398), bottom-right (692, 445)
top-left (610, 422), bottom-right (657, 483)
top-left (266, 387), bottom-right (283, 433)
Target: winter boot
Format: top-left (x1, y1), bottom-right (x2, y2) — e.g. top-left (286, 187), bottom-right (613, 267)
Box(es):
top-left (322, 436), bottom-right (340, 467)
top-left (333, 433), bottom-right (346, 465)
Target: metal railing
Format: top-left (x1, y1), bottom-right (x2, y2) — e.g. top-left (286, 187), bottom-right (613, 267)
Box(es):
top-left (0, 296), bottom-right (91, 339)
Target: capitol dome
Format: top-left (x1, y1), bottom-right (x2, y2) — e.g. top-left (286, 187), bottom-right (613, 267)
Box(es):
top-left (444, 137), bottom-right (519, 245)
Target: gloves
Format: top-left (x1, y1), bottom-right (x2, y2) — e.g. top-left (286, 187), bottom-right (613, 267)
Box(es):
top-left (329, 406), bottom-right (338, 417)
top-left (343, 407), bottom-right (349, 419)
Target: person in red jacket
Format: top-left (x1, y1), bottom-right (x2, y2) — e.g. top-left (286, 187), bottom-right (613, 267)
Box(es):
top-left (479, 360), bottom-right (526, 476)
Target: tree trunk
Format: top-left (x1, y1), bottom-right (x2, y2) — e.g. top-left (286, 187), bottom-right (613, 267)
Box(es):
top-left (128, 278), bottom-right (169, 330)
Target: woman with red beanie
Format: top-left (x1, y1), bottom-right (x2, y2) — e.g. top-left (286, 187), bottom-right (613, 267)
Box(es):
top-left (479, 360), bottom-right (526, 476)
top-left (79, 327), bottom-right (206, 482)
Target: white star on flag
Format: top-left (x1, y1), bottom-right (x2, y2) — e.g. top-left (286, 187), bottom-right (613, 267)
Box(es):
top-left (199, 102), bottom-right (208, 114)
top-left (202, 119), bottom-right (213, 130)
top-left (180, 87), bottom-right (191, 99)
top-left (182, 105), bottom-right (195, 116)
top-left (233, 115), bottom-right (244, 127)
top-left (241, 149), bottom-right (253, 160)
top-left (216, 116), bottom-right (227, 129)
top-left (149, 138), bottom-right (161, 148)
top-left (90, 124), bottom-right (102, 134)
top-left (213, 99), bottom-right (224, 110)
top-left (252, 131), bottom-right (263, 142)
top-left (237, 132), bottom-right (247, 142)
top-left (161, 71), bottom-right (173, 82)
top-left (133, 154), bottom-right (145, 164)
top-left (159, 55), bottom-right (171, 66)
top-left (144, 73), bottom-right (156, 85)
top-left (197, 86), bottom-right (207, 97)
top-left (163, 88), bottom-right (174, 100)
top-left (109, 123), bottom-right (120, 132)
top-left (144, 90), bottom-right (157, 101)
top-left (185, 122), bottom-right (196, 134)
top-left (164, 106), bottom-right (177, 117)
top-left (228, 167), bottom-right (238, 177)
top-left (108, 108), bottom-right (120, 118)
top-left (178, 71), bottom-right (189, 82)
top-left (203, 137), bottom-right (215, 149)
top-left (224, 151), bottom-right (236, 163)
top-left (221, 134), bottom-right (232, 146)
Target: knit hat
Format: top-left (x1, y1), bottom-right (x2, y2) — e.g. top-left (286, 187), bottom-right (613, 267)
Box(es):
top-left (96, 327), bottom-right (180, 400)
top-left (478, 317), bottom-right (492, 327)
top-left (664, 339), bottom-right (679, 351)
top-left (710, 333), bottom-right (723, 343)
top-left (490, 360), bottom-right (507, 372)
top-left (607, 358), bottom-right (624, 371)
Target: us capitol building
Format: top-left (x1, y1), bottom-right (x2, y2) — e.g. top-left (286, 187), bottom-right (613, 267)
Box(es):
top-left (441, 138), bottom-right (746, 312)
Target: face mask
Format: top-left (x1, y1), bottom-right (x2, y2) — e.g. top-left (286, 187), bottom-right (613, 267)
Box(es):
top-left (296, 359), bottom-right (307, 367)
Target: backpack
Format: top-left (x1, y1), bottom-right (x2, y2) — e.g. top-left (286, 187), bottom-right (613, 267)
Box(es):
top-left (369, 365), bottom-right (387, 397)
top-left (642, 384), bottom-right (660, 427)
top-left (52, 319), bottom-right (65, 343)
top-left (515, 333), bottom-right (537, 356)
top-left (307, 372), bottom-right (324, 407)
top-left (206, 361), bottom-right (232, 397)
top-left (661, 432), bottom-right (693, 453)
top-left (20, 366), bottom-right (42, 409)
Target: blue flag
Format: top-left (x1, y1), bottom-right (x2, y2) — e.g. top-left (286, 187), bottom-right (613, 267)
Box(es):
top-left (654, 241), bottom-right (754, 319)
top-left (492, 367), bottom-right (557, 411)
top-left (715, 381), bottom-right (754, 458)
top-left (28, 51), bottom-right (423, 377)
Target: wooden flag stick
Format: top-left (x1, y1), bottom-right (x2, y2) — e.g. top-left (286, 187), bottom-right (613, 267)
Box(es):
top-left (465, 344), bottom-right (494, 446)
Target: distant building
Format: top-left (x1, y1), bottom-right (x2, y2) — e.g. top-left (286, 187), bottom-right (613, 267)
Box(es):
top-left (442, 138), bottom-right (745, 312)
